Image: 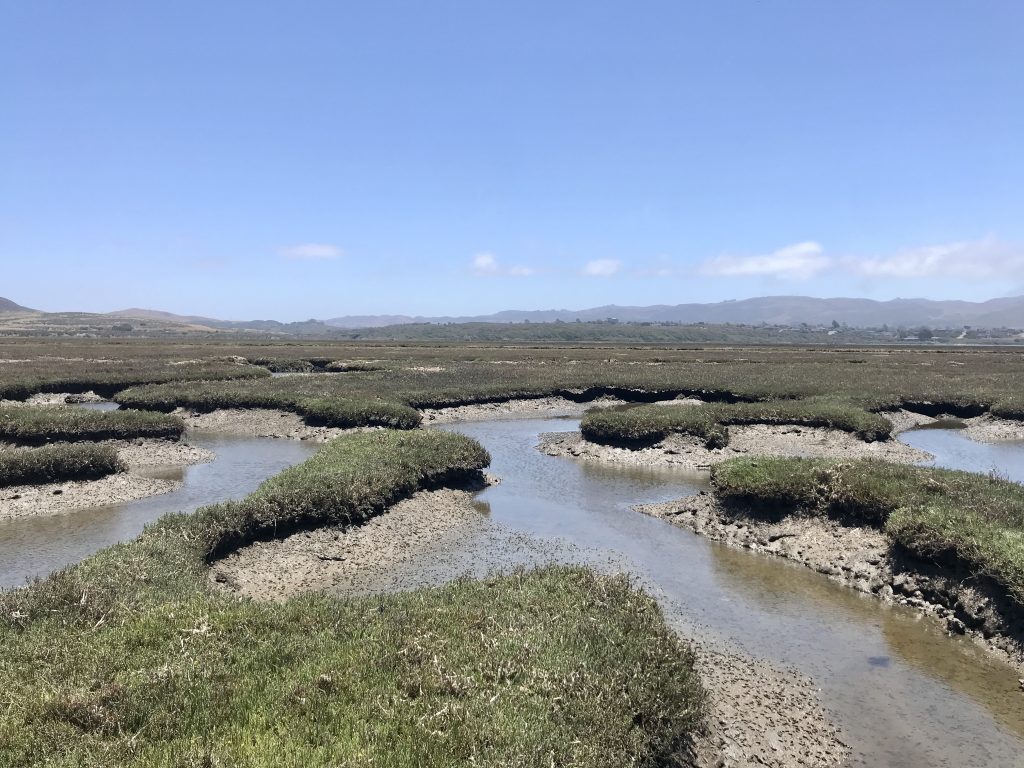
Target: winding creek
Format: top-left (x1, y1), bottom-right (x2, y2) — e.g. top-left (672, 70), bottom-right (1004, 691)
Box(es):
top-left (2, 415), bottom-right (1024, 765)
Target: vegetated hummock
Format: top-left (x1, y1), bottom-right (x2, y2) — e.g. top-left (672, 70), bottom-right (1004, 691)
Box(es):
top-left (0, 407), bottom-right (184, 445)
top-left (0, 429), bottom-right (702, 766)
top-left (712, 457), bottom-right (1024, 606)
top-left (0, 444), bottom-right (125, 487)
top-left (580, 398), bottom-right (894, 448)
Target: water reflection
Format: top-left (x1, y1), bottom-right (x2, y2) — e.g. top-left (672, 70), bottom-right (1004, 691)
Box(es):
top-left (442, 418), bottom-right (1024, 768)
top-left (0, 434), bottom-right (319, 587)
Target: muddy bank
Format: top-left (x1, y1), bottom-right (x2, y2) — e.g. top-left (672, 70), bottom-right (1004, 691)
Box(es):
top-left (211, 485), bottom-right (849, 767)
top-left (885, 408), bottom-right (1024, 444)
top-left (685, 644), bottom-right (848, 768)
top-left (0, 472), bottom-right (180, 520)
top-left (421, 395), bottom-right (625, 424)
top-left (179, 407), bottom-right (357, 442)
top-left (0, 391), bottom-right (107, 408)
top-left (108, 437), bottom-right (214, 467)
top-left (540, 424), bottom-right (930, 471)
top-left (640, 494), bottom-right (1024, 672)
top-left (0, 438), bottom-right (213, 520)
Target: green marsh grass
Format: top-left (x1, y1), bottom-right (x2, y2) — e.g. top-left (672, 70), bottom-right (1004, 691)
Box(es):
top-left (0, 429), bottom-right (703, 766)
top-left (0, 407), bottom-right (184, 445)
top-left (581, 398), bottom-right (893, 448)
top-left (0, 444), bottom-right (124, 487)
top-left (712, 457), bottom-right (1024, 604)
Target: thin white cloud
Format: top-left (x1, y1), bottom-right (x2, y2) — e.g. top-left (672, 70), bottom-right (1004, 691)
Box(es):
top-left (842, 236), bottom-right (1024, 279)
top-left (470, 252), bottom-right (535, 277)
top-left (698, 242), bottom-right (829, 280)
top-left (697, 236), bottom-right (1024, 282)
top-left (279, 243), bottom-right (344, 260)
top-left (582, 258), bottom-right (622, 277)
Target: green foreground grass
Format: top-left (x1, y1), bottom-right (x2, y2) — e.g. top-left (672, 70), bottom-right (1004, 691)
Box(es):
top-left (0, 430), bottom-right (702, 767)
top-left (712, 457), bottom-right (1024, 605)
top-left (0, 444), bottom-right (124, 487)
top-left (581, 398), bottom-right (893, 448)
top-left (0, 406), bottom-right (184, 445)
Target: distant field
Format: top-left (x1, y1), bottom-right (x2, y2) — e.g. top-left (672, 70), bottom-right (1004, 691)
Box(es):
top-left (2, 338), bottom-right (1023, 430)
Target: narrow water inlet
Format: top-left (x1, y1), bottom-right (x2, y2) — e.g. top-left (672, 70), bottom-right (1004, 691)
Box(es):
top-left (437, 417), bottom-right (1024, 768)
top-left (0, 433), bottom-right (320, 588)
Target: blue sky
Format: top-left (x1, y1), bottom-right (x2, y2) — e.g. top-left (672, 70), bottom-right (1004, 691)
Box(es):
top-left (2, 1), bottom-right (1022, 320)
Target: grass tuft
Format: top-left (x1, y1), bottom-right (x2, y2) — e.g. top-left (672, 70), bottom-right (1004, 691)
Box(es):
top-left (0, 407), bottom-right (184, 445)
top-left (0, 444), bottom-right (125, 487)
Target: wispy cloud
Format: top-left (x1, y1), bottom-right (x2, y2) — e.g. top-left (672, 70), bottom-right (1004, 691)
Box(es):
top-left (470, 252), bottom-right (536, 277)
top-left (697, 236), bottom-right (1024, 282)
top-left (279, 243), bottom-right (344, 261)
top-left (841, 236), bottom-right (1024, 279)
top-left (698, 242), bottom-right (829, 279)
top-left (582, 258), bottom-right (622, 277)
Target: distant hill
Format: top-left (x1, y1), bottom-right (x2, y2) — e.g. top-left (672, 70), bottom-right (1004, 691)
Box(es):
top-left (0, 296), bottom-right (35, 313)
top-left (326, 295), bottom-right (1024, 330)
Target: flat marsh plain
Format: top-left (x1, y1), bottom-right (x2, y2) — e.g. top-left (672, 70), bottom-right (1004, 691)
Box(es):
top-left (1, 337), bottom-right (1023, 765)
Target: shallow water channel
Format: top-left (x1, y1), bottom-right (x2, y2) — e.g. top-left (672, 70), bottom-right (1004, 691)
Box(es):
top-left (436, 418), bottom-right (1024, 768)
top-left (3, 414), bottom-right (1024, 765)
top-left (0, 433), bottom-right (319, 588)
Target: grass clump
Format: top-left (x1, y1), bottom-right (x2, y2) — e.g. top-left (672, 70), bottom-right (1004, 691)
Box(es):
top-left (581, 398), bottom-right (892, 448)
top-left (0, 429), bottom-right (702, 766)
top-left (711, 456), bottom-right (1024, 604)
top-left (0, 444), bottom-right (125, 487)
top-left (0, 407), bottom-right (184, 445)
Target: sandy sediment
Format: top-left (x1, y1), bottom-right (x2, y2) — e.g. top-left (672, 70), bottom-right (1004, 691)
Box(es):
top-left (639, 493), bottom-right (1024, 672)
top-left (539, 424), bottom-right (931, 471)
top-left (179, 407), bottom-right (357, 442)
top-left (0, 472), bottom-right (180, 519)
top-left (211, 485), bottom-right (850, 767)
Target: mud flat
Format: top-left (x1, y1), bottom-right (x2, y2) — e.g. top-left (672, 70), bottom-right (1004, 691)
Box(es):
top-left (179, 407), bottom-right (356, 441)
top-left (0, 472), bottom-right (179, 520)
top-left (684, 644), bottom-right (848, 768)
top-left (540, 424), bottom-right (930, 470)
top-left (640, 493), bottom-right (1024, 672)
top-left (885, 408), bottom-right (1024, 444)
top-left (212, 484), bottom-right (849, 768)
top-left (0, 438), bottom-right (213, 520)
top-left (421, 395), bottom-right (624, 424)
top-left (0, 391), bottom-right (107, 408)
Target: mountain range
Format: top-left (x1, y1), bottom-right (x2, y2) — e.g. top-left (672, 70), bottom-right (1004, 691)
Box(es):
top-left (3, 295), bottom-right (1023, 333)
top-left (323, 295), bottom-right (1024, 330)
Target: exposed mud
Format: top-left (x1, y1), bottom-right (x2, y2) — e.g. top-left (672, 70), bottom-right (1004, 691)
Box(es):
top-left (0, 391), bottom-right (107, 407)
top-left (540, 424), bottom-right (930, 470)
top-left (212, 484), bottom-right (850, 768)
top-left (885, 408), bottom-right (1024, 444)
top-left (683, 644), bottom-right (849, 768)
top-left (178, 407), bottom-right (359, 442)
top-left (640, 494), bottom-right (1024, 673)
top-left (0, 472), bottom-right (180, 519)
top-left (0, 438), bottom-right (213, 520)
top-left (421, 395), bottom-right (629, 424)
top-left (109, 438), bottom-right (215, 467)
